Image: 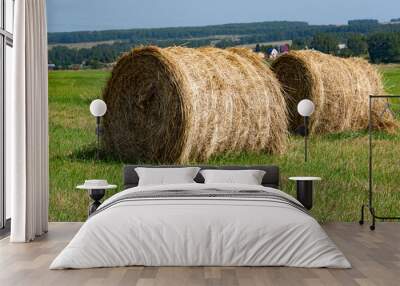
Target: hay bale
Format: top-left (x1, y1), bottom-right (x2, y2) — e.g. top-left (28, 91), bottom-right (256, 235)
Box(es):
top-left (102, 46), bottom-right (287, 163)
top-left (272, 50), bottom-right (397, 133)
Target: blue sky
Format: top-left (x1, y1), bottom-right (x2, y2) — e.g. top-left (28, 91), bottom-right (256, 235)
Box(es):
top-left (47, 0), bottom-right (400, 32)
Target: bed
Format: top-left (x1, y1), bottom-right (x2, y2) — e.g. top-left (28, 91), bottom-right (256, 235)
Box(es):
top-left (50, 165), bottom-right (350, 269)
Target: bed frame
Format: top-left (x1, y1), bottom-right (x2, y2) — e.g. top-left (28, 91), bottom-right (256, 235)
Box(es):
top-left (123, 165), bottom-right (280, 190)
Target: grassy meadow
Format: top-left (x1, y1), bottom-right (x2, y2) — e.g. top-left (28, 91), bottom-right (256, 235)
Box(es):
top-left (49, 66), bottom-right (400, 222)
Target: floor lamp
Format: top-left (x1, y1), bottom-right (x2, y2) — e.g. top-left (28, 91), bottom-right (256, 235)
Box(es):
top-left (90, 99), bottom-right (107, 160)
top-left (297, 99), bottom-right (315, 162)
top-left (359, 95), bottom-right (400, 230)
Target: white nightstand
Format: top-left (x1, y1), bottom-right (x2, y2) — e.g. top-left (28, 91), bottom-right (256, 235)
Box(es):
top-left (77, 180), bottom-right (117, 216)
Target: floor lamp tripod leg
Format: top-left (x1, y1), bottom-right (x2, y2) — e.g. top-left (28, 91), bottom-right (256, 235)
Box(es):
top-left (370, 207), bottom-right (376, 231)
top-left (359, 204), bottom-right (365, 225)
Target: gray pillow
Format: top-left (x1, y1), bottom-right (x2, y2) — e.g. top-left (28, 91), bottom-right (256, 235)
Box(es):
top-left (200, 169), bottom-right (266, 185)
top-left (135, 167), bottom-right (201, 186)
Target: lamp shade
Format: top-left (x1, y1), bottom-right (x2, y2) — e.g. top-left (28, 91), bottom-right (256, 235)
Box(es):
top-left (90, 99), bottom-right (107, 117)
top-left (297, 99), bottom-right (315, 117)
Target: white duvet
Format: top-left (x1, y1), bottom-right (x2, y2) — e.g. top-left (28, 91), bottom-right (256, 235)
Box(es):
top-left (50, 183), bottom-right (351, 269)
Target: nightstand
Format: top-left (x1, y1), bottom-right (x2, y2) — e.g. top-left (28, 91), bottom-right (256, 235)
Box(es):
top-left (77, 180), bottom-right (117, 216)
top-left (289, 177), bottom-right (321, 210)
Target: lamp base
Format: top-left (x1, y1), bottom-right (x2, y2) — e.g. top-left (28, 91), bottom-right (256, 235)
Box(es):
top-left (295, 125), bottom-right (306, 137)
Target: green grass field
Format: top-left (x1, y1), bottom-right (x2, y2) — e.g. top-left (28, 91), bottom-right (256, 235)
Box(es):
top-left (49, 66), bottom-right (400, 222)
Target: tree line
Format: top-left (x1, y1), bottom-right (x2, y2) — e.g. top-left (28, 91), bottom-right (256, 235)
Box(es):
top-left (291, 32), bottom-right (400, 63)
top-left (48, 19), bottom-right (400, 68)
top-left (48, 21), bottom-right (310, 44)
top-left (49, 19), bottom-right (400, 45)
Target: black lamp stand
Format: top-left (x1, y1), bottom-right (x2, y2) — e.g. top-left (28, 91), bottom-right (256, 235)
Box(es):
top-left (95, 116), bottom-right (104, 160)
top-left (304, 116), bottom-right (309, 162)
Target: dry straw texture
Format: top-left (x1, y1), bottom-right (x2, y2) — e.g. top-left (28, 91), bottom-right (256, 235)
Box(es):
top-left (102, 46), bottom-right (287, 163)
top-left (272, 50), bottom-right (397, 133)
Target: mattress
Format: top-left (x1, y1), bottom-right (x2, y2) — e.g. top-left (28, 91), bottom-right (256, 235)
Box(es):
top-left (50, 183), bottom-right (351, 269)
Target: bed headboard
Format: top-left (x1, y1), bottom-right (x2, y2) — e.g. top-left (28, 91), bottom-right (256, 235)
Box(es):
top-left (123, 165), bottom-right (280, 189)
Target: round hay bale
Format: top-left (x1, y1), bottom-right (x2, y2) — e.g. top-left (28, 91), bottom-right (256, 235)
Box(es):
top-left (272, 50), bottom-right (397, 133)
top-left (102, 46), bottom-right (287, 163)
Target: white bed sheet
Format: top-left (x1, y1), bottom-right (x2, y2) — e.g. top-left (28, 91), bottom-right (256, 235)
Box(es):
top-left (50, 183), bottom-right (350, 269)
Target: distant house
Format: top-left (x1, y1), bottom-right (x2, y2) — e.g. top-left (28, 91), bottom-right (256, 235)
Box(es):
top-left (267, 48), bottom-right (279, 59)
top-left (279, 44), bottom-right (290, 54)
top-left (338, 43), bottom-right (347, 50)
top-left (48, 64), bottom-right (56, 70)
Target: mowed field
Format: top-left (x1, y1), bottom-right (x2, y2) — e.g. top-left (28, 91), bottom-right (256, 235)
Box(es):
top-left (49, 65), bottom-right (400, 222)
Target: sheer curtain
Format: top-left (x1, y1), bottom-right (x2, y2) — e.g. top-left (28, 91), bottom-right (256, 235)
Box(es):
top-left (8, 0), bottom-right (49, 242)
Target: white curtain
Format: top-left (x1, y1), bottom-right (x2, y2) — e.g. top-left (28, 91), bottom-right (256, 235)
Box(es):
top-left (8, 0), bottom-right (49, 242)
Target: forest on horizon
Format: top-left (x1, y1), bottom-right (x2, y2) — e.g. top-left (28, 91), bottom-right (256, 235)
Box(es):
top-left (48, 19), bottom-right (400, 68)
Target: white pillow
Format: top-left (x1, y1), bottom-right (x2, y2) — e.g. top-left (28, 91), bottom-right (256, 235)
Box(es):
top-left (200, 169), bottom-right (266, 185)
top-left (135, 167), bottom-right (200, 186)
